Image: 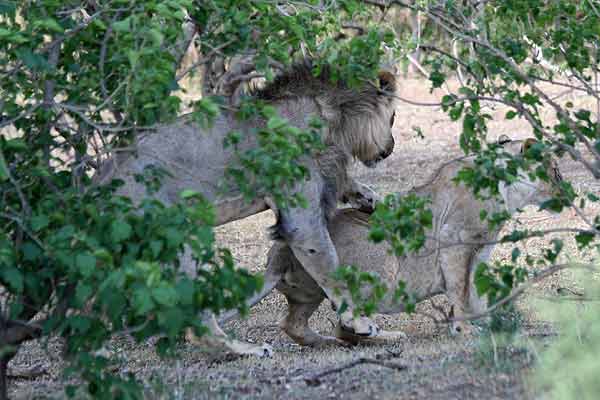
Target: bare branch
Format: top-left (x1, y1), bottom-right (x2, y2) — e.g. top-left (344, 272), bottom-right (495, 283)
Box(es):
top-left (175, 39), bottom-right (236, 82)
top-left (0, 319), bottom-right (43, 347)
top-left (293, 351), bottom-right (406, 386)
top-left (451, 262), bottom-right (598, 324)
top-left (0, 104), bottom-right (41, 129)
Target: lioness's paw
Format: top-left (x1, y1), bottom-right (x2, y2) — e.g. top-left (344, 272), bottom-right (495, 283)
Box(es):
top-left (254, 343), bottom-right (274, 358)
top-left (343, 183), bottom-right (382, 213)
top-left (339, 312), bottom-right (380, 337)
top-left (449, 321), bottom-right (473, 336)
top-left (336, 325), bottom-right (406, 345)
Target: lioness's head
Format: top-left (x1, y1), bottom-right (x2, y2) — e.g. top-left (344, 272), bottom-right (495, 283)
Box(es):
top-left (496, 136), bottom-right (562, 213)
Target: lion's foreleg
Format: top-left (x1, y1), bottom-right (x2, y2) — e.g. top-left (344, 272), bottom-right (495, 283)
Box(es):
top-left (440, 248), bottom-right (475, 335)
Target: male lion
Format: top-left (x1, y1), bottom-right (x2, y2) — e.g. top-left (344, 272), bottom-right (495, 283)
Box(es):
top-left (98, 61), bottom-right (397, 356)
top-left (230, 138), bottom-right (561, 346)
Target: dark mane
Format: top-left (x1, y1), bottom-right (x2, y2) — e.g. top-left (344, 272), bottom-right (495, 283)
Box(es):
top-left (247, 59), bottom-right (397, 163)
top-left (250, 60), bottom-right (376, 102)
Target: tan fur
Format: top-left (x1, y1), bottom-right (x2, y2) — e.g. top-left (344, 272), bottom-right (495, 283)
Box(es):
top-left (241, 139), bottom-right (559, 346)
top-left (97, 61), bottom-right (398, 356)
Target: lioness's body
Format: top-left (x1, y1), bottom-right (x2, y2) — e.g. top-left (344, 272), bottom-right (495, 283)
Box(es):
top-left (98, 61), bottom-right (398, 355)
top-left (260, 140), bottom-right (560, 345)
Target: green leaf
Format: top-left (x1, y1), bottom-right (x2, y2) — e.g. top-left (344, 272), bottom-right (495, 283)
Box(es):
top-left (75, 253), bottom-right (97, 278)
top-left (474, 263), bottom-right (492, 296)
top-left (157, 308), bottom-right (184, 337)
top-left (176, 279), bottom-right (194, 305)
top-left (511, 247), bottom-right (521, 262)
top-left (4, 139), bottom-right (27, 151)
top-left (0, 151), bottom-right (8, 181)
top-left (22, 242), bottom-right (41, 261)
top-left (575, 232), bottom-right (595, 249)
top-left (152, 284), bottom-right (178, 307)
top-left (45, 18), bottom-right (63, 33)
top-left (127, 50), bottom-right (140, 68)
top-left (368, 227), bottom-right (385, 243)
top-left (111, 220), bottom-right (132, 243)
top-left (574, 109), bottom-right (591, 121)
top-left (429, 70), bottom-right (446, 89)
top-left (148, 28), bottom-right (164, 46)
top-left (0, 266), bottom-right (24, 292)
top-left (113, 17), bottom-right (131, 33)
top-left (539, 198), bottom-right (564, 213)
top-left (30, 214), bottom-right (49, 231)
top-left (132, 287), bottom-right (154, 315)
top-left (164, 228), bottom-right (184, 247)
top-left (74, 283), bottom-right (93, 307)
top-left (149, 240), bottom-right (163, 258)
top-left (180, 190), bottom-right (200, 199)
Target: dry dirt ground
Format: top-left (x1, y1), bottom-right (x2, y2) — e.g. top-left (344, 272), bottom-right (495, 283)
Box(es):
top-left (7, 78), bottom-right (598, 399)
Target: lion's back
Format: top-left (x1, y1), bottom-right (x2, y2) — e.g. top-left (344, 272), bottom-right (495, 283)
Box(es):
top-left (107, 114), bottom-right (259, 204)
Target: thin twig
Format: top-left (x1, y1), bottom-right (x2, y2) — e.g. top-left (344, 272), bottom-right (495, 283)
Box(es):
top-left (293, 351), bottom-right (406, 386)
top-left (450, 262), bottom-right (598, 324)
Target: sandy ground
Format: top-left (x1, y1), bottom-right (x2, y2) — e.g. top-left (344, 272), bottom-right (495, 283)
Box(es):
top-left (6, 78), bottom-right (598, 399)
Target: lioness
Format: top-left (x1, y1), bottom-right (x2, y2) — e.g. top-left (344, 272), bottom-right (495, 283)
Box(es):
top-left (232, 138), bottom-right (561, 346)
top-left (98, 61), bottom-right (397, 356)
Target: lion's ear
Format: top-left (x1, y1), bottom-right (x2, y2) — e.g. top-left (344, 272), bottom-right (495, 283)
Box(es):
top-left (522, 138), bottom-right (537, 153)
top-left (497, 134), bottom-right (511, 145)
top-left (378, 70), bottom-right (396, 93)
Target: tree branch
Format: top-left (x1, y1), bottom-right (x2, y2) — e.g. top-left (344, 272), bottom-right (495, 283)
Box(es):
top-left (293, 351), bottom-right (406, 386)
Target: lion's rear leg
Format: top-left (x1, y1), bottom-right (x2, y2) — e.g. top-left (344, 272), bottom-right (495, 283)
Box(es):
top-left (277, 193), bottom-right (381, 338)
top-left (280, 301), bottom-right (348, 347)
top-left (186, 314), bottom-right (273, 357)
top-left (181, 246), bottom-right (273, 357)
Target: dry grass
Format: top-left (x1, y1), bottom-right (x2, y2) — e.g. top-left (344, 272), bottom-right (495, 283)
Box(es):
top-left (7, 77), bottom-right (598, 399)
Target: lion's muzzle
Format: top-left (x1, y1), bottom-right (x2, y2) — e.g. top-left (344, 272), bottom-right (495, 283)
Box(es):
top-left (363, 137), bottom-right (395, 168)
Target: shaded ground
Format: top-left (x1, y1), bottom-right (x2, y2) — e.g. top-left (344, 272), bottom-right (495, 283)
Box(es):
top-left (7, 78), bottom-right (597, 399)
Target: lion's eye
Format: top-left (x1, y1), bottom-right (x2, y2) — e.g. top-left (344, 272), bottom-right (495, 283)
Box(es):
top-left (390, 111), bottom-right (396, 127)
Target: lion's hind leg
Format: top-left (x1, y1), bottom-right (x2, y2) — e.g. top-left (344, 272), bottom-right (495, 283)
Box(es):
top-left (280, 301), bottom-right (349, 347)
top-left (186, 314), bottom-right (273, 357)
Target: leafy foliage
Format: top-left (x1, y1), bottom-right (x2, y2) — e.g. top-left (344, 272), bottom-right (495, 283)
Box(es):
top-left (334, 265), bottom-right (387, 318)
top-left (534, 269), bottom-right (600, 399)
top-left (369, 193), bottom-right (433, 257)
top-left (3, 0), bottom-right (600, 397)
top-left (0, 0), bottom-right (397, 398)
top-left (224, 102), bottom-right (325, 209)
top-left (374, 0), bottom-right (600, 313)
top-left (333, 265), bottom-right (417, 317)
